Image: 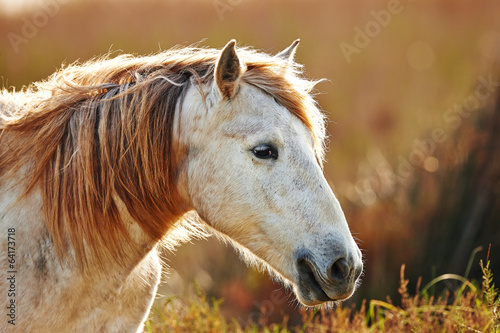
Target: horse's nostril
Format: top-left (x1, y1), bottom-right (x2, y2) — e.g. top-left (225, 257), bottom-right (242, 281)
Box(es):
top-left (328, 257), bottom-right (350, 281)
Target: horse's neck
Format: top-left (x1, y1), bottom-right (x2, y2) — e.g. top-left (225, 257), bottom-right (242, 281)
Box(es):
top-left (1, 165), bottom-right (157, 277)
top-left (0, 169), bottom-right (162, 331)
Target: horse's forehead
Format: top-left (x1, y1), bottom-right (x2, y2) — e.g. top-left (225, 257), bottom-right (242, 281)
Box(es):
top-left (220, 97), bottom-right (294, 142)
top-left (195, 84), bottom-right (312, 146)
top-left (226, 85), bottom-right (293, 126)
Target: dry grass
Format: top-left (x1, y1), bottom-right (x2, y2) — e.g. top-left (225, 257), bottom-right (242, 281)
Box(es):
top-left (145, 260), bottom-right (499, 332)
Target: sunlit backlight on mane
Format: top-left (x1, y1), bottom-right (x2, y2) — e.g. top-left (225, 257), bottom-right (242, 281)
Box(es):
top-left (0, 44), bottom-right (326, 270)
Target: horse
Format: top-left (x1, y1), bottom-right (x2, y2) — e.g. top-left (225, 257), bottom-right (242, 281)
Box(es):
top-left (0, 39), bottom-right (363, 332)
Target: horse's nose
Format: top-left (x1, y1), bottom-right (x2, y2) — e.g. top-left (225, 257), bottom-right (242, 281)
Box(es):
top-left (295, 249), bottom-right (363, 302)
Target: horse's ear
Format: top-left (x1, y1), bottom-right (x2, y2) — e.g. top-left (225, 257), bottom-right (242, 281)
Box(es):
top-left (276, 39), bottom-right (300, 62)
top-left (215, 39), bottom-right (243, 99)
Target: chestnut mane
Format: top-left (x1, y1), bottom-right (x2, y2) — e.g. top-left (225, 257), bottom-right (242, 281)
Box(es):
top-left (0, 45), bottom-right (325, 269)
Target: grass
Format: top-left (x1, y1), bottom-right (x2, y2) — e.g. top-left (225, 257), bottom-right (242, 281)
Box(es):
top-left (145, 258), bottom-right (500, 332)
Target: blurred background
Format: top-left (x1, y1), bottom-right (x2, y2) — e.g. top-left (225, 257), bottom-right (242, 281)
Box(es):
top-left (1, 0), bottom-right (499, 326)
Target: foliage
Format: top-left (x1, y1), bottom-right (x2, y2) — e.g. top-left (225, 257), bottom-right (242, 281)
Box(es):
top-left (146, 261), bottom-right (500, 332)
top-left (145, 282), bottom-right (230, 333)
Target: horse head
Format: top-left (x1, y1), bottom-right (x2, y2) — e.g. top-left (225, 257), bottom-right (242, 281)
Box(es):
top-left (175, 40), bottom-right (363, 305)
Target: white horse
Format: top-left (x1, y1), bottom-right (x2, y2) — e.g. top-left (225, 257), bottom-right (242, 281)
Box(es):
top-left (0, 40), bottom-right (362, 332)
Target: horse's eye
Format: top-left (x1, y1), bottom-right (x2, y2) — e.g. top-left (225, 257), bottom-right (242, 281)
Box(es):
top-left (252, 144), bottom-right (278, 160)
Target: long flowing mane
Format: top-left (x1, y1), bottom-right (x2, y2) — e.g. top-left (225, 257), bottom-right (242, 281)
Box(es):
top-left (0, 45), bottom-right (326, 269)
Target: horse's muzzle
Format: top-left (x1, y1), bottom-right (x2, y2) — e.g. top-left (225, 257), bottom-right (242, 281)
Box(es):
top-left (294, 248), bottom-right (363, 305)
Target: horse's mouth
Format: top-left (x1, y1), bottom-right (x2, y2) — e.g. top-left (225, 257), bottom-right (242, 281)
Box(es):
top-left (294, 257), bottom-right (356, 306)
top-left (296, 259), bottom-right (333, 304)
